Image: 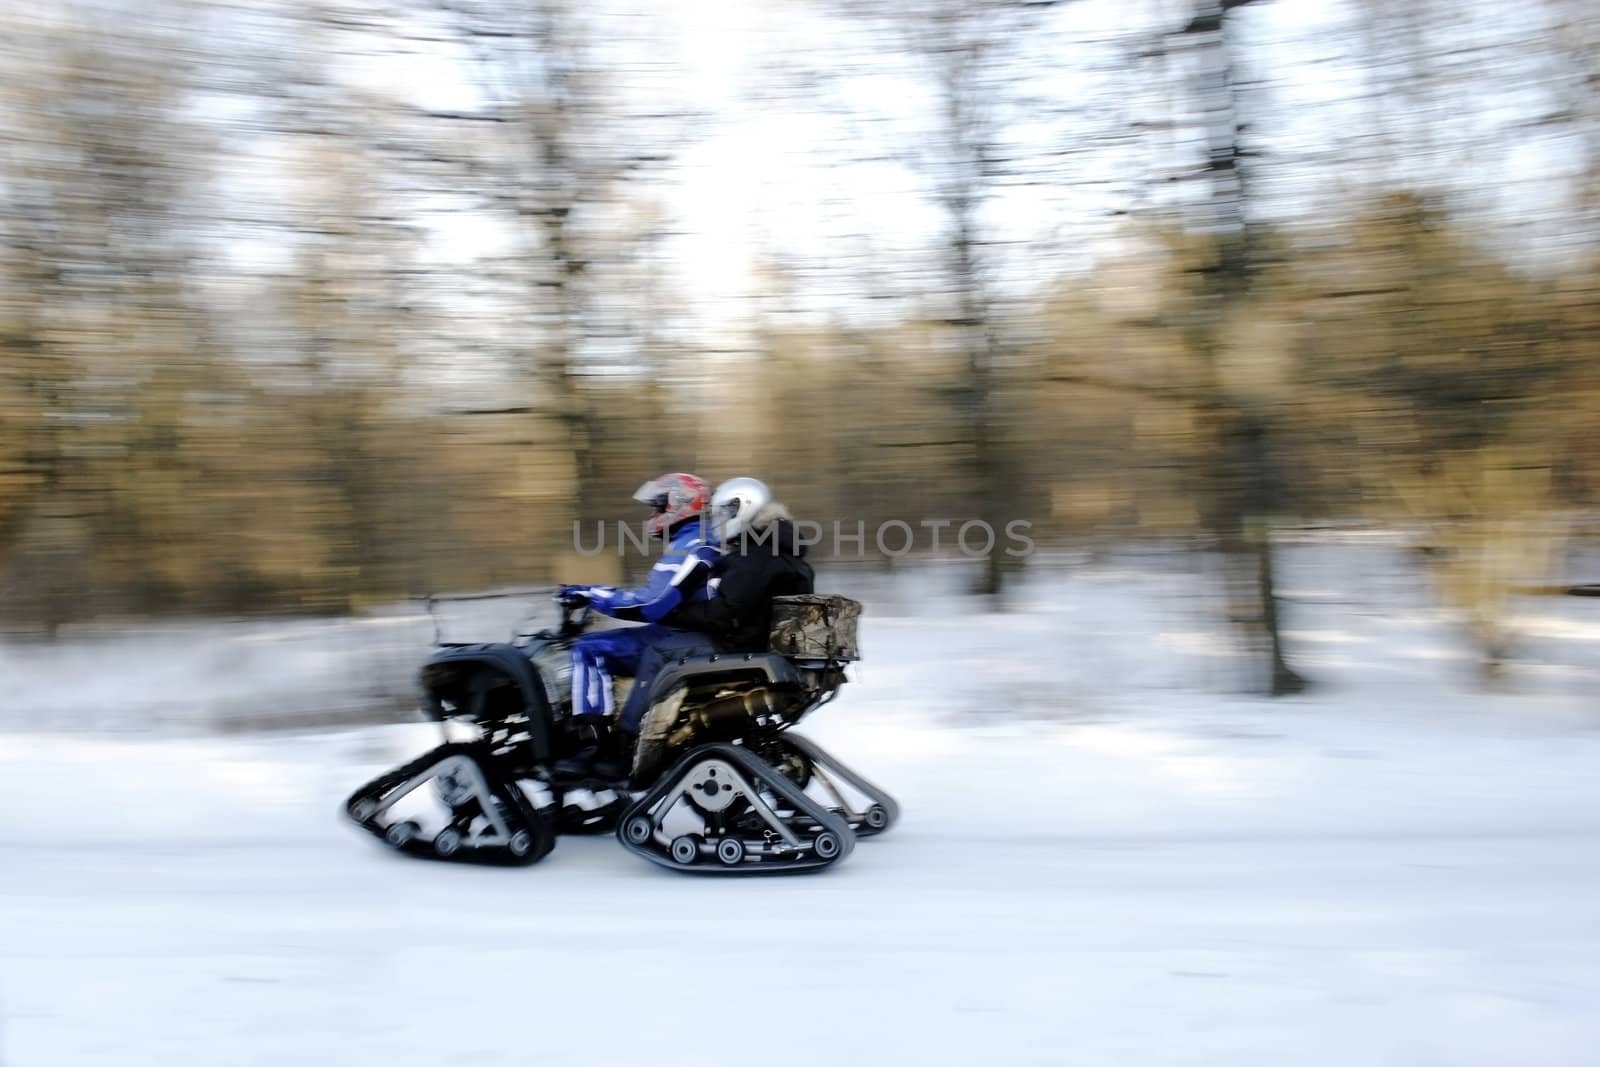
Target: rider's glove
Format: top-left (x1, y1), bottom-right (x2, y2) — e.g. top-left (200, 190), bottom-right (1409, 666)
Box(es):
top-left (555, 584), bottom-right (591, 606)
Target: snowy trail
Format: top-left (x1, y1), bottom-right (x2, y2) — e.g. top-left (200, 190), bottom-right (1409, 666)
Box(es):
top-left (8, 835), bottom-right (1598, 1067)
top-left (5, 707), bottom-right (1600, 1067)
top-left (8, 548), bottom-right (1600, 1064)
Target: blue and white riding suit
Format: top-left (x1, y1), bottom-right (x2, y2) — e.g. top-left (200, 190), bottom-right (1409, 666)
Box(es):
top-left (565, 523), bottom-right (721, 733)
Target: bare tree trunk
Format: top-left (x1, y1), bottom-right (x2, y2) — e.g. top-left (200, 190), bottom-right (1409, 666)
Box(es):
top-left (932, 10), bottom-right (1011, 600)
top-left (950, 194), bottom-right (1007, 597)
top-left (1185, 0), bottom-right (1305, 694)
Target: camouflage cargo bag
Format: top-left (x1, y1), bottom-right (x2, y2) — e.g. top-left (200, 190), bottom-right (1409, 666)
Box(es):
top-left (769, 594), bottom-right (862, 661)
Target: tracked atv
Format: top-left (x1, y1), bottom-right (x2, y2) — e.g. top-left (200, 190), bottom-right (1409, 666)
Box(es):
top-left (343, 592), bottom-right (897, 874)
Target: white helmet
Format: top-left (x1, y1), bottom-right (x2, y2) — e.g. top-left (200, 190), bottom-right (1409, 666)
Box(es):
top-left (710, 476), bottom-right (772, 541)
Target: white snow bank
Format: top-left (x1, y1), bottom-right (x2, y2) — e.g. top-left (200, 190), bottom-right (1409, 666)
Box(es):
top-left (5, 542), bottom-right (1600, 734)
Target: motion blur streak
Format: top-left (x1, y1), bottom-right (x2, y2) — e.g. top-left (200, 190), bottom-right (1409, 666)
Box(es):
top-left (1, 2), bottom-right (1599, 1060)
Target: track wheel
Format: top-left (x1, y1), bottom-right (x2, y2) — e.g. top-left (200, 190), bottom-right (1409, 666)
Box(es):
top-left (716, 837), bottom-right (745, 866)
top-left (433, 827), bottom-right (463, 857)
top-left (385, 820), bottom-right (420, 847)
top-left (624, 814), bottom-right (654, 846)
top-left (670, 834), bottom-right (702, 866)
top-left (813, 830), bottom-right (842, 860)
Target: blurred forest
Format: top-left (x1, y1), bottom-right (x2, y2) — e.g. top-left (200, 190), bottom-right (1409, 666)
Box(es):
top-left (0, 0), bottom-right (1596, 687)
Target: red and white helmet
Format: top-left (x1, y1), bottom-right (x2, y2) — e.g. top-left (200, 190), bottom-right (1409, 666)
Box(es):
top-left (634, 472), bottom-right (710, 538)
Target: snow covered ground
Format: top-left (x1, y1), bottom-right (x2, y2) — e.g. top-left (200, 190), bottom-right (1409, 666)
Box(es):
top-left (4, 544), bottom-right (1600, 1065)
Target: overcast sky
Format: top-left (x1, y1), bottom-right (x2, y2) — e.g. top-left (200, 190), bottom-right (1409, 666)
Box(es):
top-left (173, 0), bottom-right (1594, 375)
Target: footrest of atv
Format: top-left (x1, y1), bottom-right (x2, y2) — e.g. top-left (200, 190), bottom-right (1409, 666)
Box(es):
top-left (344, 741), bottom-right (556, 866)
top-left (615, 743), bottom-right (855, 875)
top-left (556, 786), bottom-right (630, 835)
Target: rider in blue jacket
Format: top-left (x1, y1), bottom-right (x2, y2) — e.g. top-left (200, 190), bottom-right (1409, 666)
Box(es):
top-left (554, 473), bottom-right (721, 778)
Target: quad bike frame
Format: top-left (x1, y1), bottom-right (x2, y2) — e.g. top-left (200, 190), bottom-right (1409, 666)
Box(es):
top-left (344, 594), bottom-right (898, 874)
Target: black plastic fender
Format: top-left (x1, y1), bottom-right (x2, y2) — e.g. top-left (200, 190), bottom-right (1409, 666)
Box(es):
top-left (418, 643), bottom-right (554, 761)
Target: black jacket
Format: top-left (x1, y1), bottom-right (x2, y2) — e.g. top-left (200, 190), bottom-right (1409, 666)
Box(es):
top-left (672, 518), bottom-right (814, 651)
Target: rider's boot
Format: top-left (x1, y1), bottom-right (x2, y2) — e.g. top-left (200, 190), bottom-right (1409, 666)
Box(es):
top-left (591, 729), bottom-right (636, 784)
top-left (554, 717), bottom-right (614, 780)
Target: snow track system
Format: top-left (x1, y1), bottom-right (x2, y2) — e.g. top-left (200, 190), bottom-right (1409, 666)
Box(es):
top-left (617, 743), bottom-right (855, 874)
top-left (344, 743), bottom-right (556, 866)
top-left (767, 733), bottom-right (900, 839)
top-left (345, 734), bottom-right (896, 875)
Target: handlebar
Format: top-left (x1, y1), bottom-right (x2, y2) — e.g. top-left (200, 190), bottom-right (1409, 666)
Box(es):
top-left (557, 599), bottom-right (591, 636)
top-left (418, 585), bottom-right (593, 647)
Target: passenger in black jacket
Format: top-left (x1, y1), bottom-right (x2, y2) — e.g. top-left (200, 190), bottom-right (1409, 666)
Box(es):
top-left (671, 478), bottom-right (815, 652)
top-left (594, 479), bottom-right (813, 780)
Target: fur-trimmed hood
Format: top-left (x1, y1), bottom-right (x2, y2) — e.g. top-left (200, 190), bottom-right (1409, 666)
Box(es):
top-left (750, 502), bottom-right (792, 529)
top-left (671, 498), bottom-right (815, 650)
top-left (737, 502), bottom-right (805, 556)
